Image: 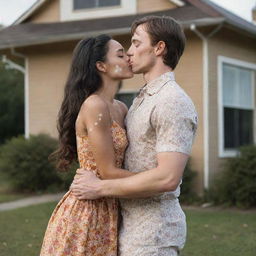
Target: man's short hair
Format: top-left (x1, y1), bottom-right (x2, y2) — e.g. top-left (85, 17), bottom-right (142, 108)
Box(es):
top-left (131, 16), bottom-right (186, 70)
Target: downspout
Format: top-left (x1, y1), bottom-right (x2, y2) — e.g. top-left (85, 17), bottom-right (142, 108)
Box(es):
top-left (190, 23), bottom-right (222, 189)
top-left (10, 48), bottom-right (29, 139)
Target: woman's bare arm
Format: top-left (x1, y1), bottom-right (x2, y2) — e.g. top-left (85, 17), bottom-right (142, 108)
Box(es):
top-left (79, 96), bottom-right (134, 179)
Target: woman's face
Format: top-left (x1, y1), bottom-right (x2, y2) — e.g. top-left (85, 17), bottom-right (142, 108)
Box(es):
top-left (103, 39), bottom-right (133, 80)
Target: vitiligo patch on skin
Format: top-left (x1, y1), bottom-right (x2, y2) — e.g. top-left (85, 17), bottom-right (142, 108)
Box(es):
top-left (88, 113), bottom-right (103, 133)
top-left (114, 65), bottom-right (122, 73)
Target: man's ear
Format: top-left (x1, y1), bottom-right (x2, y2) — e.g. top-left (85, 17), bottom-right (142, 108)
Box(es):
top-left (96, 61), bottom-right (107, 73)
top-left (155, 41), bottom-right (166, 57)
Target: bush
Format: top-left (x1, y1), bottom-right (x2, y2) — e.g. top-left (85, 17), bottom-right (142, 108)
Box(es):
top-left (0, 134), bottom-right (76, 193)
top-left (212, 145), bottom-right (256, 208)
top-left (180, 161), bottom-right (198, 203)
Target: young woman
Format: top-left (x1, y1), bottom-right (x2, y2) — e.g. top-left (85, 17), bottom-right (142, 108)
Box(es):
top-left (40, 34), bottom-right (134, 256)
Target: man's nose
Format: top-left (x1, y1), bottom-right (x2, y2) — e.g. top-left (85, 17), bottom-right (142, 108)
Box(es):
top-left (127, 46), bottom-right (133, 57)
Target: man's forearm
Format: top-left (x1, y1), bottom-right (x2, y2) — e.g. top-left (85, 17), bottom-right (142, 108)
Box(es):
top-left (99, 167), bottom-right (173, 198)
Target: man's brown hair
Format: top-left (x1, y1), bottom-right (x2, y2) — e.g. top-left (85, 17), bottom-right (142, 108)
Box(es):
top-left (131, 16), bottom-right (186, 70)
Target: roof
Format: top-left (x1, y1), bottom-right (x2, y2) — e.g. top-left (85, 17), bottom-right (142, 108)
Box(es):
top-left (0, 0), bottom-right (255, 50)
top-left (12, 0), bottom-right (50, 25)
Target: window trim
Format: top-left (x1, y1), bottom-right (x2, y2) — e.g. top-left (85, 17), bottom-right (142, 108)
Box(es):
top-left (218, 56), bottom-right (256, 158)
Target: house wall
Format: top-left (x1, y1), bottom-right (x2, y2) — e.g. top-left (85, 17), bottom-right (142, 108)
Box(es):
top-left (22, 42), bottom-right (75, 137)
top-left (177, 31), bottom-right (204, 193)
top-left (208, 27), bottom-right (256, 184)
top-left (28, 0), bottom-right (60, 23)
top-left (137, 0), bottom-right (176, 13)
top-left (26, 0), bottom-right (176, 24)
top-left (20, 30), bottom-right (204, 192)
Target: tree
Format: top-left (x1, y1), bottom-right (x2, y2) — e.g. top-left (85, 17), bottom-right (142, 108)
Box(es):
top-left (0, 59), bottom-right (24, 144)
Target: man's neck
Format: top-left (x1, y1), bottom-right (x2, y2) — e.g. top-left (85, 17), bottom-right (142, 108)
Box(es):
top-left (143, 66), bottom-right (172, 84)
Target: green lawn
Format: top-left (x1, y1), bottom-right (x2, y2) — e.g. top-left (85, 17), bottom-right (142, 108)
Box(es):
top-left (0, 172), bottom-right (29, 203)
top-left (0, 202), bottom-right (255, 256)
top-left (182, 208), bottom-right (256, 256)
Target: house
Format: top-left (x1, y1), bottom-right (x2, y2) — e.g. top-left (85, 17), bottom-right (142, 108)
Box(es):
top-left (0, 0), bottom-right (255, 193)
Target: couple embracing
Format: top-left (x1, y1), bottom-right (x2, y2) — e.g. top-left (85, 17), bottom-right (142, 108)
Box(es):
top-left (40, 15), bottom-right (198, 256)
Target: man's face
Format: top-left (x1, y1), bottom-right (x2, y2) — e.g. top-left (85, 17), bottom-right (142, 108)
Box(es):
top-left (127, 24), bottom-right (156, 74)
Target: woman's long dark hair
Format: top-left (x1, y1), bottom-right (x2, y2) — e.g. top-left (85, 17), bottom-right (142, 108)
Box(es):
top-left (51, 34), bottom-right (112, 171)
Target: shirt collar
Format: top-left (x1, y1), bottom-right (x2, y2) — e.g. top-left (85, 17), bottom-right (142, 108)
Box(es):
top-left (142, 71), bottom-right (175, 96)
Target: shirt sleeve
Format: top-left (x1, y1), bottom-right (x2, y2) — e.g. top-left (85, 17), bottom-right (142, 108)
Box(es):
top-left (151, 95), bottom-right (198, 155)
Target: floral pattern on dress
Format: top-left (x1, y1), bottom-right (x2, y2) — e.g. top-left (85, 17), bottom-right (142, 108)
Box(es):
top-left (40, 121), bottom-right (128, 256)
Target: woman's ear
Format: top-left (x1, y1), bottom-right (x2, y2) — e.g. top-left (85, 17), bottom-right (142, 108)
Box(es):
top-left (96, 61), bottom-right (107, 73)
top-left (155, 41), bottom-right (166, 57)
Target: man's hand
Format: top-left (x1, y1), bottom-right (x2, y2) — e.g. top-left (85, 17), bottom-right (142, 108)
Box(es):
top-left (70, 169), bottom-right (103, 200)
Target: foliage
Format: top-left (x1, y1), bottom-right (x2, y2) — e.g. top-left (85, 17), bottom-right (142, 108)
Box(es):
top-left (210, 145), bottom-right (256, 208)
top-left (0, 60), bottom-right (24, 144)
top-left (180, 161), bottom-right (198, 203)
top-left (0, 134), bottom-right (76, 193)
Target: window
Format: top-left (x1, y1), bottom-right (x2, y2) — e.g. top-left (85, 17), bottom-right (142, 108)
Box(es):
top-left (74, 0), bottom-right (121, 10)
top-left (61, 0), bottom-right (136, 22)
top-left (218, 56), bottom-right (256, 157)
top-left (115, 92), bottom-right (137, 108)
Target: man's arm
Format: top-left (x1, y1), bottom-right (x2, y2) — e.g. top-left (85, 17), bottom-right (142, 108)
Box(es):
top-left (71, 151), bottom-right (188, 199)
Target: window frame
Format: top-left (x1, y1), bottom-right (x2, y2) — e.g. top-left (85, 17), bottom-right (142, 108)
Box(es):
top-left (60, 0), bottom-right (136, 22)
top-left (218, 56), bottom-right (256, 158)
top-left (73, 0), bottom-right (121, 11)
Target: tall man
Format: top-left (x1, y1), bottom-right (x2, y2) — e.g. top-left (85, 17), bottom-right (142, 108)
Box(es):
top-left (72, 16), bottom-right (198, 255)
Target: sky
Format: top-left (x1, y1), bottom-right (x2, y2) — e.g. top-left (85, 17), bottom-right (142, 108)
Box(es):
top-left (0, 0), bottom-right (255, 26)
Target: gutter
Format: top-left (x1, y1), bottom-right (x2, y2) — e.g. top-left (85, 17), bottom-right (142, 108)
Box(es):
top-left (190, 22), bottom-right (223, 189)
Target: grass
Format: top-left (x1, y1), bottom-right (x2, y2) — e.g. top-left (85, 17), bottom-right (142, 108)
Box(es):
top-left (182, 208), bottom-right (256, 256)
top-left (0, 202), bottom-right (56, 256)
top-left (0, 172), bottom-right (29, 203)
top-left (0, 203), bottom-right (255, 256)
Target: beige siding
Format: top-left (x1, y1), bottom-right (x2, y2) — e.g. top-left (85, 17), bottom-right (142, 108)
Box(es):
top-left (176, 31), bottom-right (204, 194)
top-left (208, 28), bottom-right (256, 184)
top-left (137, 0), bottom-right (176, 13)
top-left (22, 31), bottom-right (204, 192)
top-left (25, 42), bottom-right (76, 137)
top-left (28, 0), bottom-right (60, 23)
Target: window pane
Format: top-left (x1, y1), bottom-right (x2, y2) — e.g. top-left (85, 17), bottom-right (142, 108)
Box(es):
top-left (224, 107), bottom-right (253, 149)
top-left (115, 93), bottom-right (137, 109)
top-left (99, 0), bottom-right (120, 7)
top-left (239, 68), bottom-right (253, 109)
top-left (223, 64), bottom-right (238, 107)
top-left (222, 63), bottom-right (253, 109)
top-left (239, 108), bottom-right (253, 146)
top-left (73, 0), bottom-right (95, 10)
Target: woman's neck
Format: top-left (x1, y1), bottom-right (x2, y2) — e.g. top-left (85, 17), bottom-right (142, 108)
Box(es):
top-left (95, 77), bottom-right (120, 104)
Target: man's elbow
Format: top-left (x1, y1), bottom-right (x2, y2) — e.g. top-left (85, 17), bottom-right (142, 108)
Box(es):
top-left (161, 178), bottom-right (180, 192)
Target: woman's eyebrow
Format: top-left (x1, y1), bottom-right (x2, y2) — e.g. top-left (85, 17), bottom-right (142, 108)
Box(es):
top-left (116, 49), bottom-right (124, 53)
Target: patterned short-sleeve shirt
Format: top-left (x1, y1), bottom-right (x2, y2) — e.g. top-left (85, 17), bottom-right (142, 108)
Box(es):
top-left (119, 72), bottom-right (198, 255)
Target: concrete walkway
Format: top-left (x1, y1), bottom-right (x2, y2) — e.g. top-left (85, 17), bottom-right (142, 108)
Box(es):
top-left (0, 192), bottom-right (65, 212)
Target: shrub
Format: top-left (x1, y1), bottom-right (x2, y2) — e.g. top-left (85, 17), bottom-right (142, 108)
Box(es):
top-left (0, 134), bottom-right (76, 193)
top-left (212, 145), bottom-right (256, 208)
top-left (180, 161), bottom-right (198, 203)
